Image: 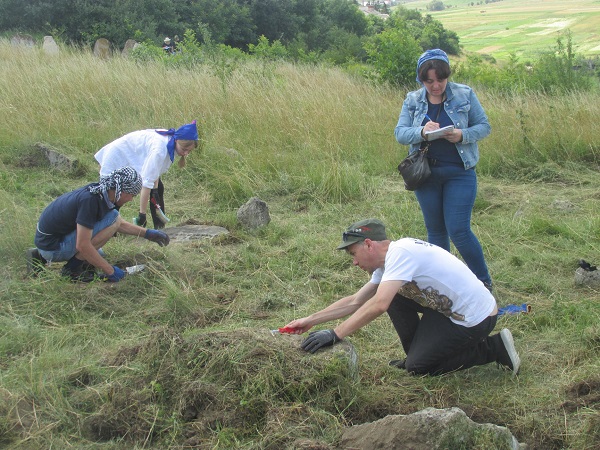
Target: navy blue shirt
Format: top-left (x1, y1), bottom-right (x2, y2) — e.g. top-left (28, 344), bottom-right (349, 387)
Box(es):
top-left (35, 184), bottom-right (113, 251)
top-left (422, 101), bottom-right (463, 166)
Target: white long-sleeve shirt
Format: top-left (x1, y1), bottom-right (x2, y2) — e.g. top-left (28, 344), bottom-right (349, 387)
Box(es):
top-left (95, 130), bottom-right (173, 189)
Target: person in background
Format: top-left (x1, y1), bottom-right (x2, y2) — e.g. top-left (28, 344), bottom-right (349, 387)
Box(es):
top-left (27, 167), bottom-right (170, 282)
top-left (162, 37), bottom-right (174, 54)
top-left (94, 120), bottom-right (198, 229)
top-left (394, 49), bottom-right (493, 291)
top-left (284, 219), bottom-right (520, 377)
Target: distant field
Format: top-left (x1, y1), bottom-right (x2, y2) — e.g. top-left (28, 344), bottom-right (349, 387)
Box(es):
top-left (397, 0), bottom-right (600, 61)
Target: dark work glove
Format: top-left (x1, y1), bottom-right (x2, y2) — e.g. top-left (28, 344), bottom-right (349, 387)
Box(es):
top-left (301, 329), bottom-right (340, 354)
top-left (145, 229), bottom-right (170, 247)
top-left (136, 212), bottom-right (147, 227)
top-left (103, 265), bottom-right (126, 282)
top-left (150, 188), bottom-right (161, 204)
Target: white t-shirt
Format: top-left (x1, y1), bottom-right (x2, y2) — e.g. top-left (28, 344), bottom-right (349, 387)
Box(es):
top-left (370, 238), bottom-right (496, 327)
top-left (95, 130), bottom-right (173, 189)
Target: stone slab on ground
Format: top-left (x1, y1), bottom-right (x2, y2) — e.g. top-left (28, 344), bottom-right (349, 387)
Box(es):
top-left (163, 224), bottom-right (229, 242)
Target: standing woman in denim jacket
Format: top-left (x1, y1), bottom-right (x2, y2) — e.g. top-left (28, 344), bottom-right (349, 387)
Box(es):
top-left (394, 49), bottom-right (493, 291)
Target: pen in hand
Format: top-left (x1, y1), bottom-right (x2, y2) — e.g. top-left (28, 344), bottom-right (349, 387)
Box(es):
top-left (424, 114), bottom-right (433, 122)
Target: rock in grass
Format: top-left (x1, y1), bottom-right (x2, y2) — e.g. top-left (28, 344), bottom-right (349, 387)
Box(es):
top-left (338, 407), bottom-right (523, 450)
top-left (575, 267), bottom-right (600, 287)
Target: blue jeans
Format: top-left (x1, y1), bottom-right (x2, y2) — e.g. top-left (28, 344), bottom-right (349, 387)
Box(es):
top-left (414, 164), bottom-right (491, 285)
top-left (38, 210), bottom-right (119, 263)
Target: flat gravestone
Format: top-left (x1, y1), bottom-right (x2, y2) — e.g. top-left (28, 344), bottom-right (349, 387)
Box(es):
top-left (164, 225), bottom-right (229, 242)
top-left (43, 36), bottom-right (59, 55)
top-left (93, 38), bottom-right (111, 59)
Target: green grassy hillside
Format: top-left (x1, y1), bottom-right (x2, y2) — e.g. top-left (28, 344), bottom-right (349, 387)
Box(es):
top-left (399, 0), bottom-right (600, 61)
top-left (0, 42), bottom-right (599, 449)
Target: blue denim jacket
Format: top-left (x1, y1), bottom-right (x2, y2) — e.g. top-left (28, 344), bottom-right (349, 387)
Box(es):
top-left (394, 82), bottom-right (491, 169)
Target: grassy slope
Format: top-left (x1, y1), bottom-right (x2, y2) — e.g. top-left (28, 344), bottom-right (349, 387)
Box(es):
top-left (0, 44), bottom-right (599, 449)
top-left (398, 0), bottom-right (600, 61)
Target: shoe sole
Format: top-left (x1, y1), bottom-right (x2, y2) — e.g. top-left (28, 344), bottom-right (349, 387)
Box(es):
top-left (500, 328), bottom-right (521, 376)
top-left (389, 359), bottom-right (406, 370)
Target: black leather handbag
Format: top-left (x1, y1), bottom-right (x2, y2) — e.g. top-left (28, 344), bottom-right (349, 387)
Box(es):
top-left (398, 143), bottom-right (430, 191)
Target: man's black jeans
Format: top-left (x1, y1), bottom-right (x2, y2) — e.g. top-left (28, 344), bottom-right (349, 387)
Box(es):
top-left (387, 293), bottom-right (502, 375)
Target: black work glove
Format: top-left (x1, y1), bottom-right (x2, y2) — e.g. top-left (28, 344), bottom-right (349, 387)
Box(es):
top-left (136, 212), bottom-right (147, 227)
top-left (301, 329), bottom-right (340, 354)
top-left (145, 229), bottom-right (170, 247)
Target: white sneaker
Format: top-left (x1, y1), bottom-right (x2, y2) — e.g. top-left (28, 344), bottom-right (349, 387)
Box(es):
top-left (499, 328), bottom-right (521, 376)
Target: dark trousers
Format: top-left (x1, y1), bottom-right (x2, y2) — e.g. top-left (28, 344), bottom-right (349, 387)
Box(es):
top-left (387, 294), bottom-right (502, 375)
top-left (149, 178), bottom-right (165, 229)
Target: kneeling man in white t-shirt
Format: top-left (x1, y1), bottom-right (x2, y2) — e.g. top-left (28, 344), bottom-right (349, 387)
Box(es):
top-left (284, 218), bottom-right (520, 376)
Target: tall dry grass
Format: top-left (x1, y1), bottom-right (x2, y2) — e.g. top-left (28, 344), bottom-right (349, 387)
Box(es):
top-left (0, 41), bottom-right (599, 449)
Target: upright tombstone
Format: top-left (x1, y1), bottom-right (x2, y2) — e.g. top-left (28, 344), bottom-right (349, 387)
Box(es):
top-left (121, 39), bottom-right (137, 57)
top-left (42, 36), bottom-right (59, 55)
top-left (93, 38), bottom-right (111, 59)
top-left (237, 197), bottom-right (271, 229)
top-left (11, 33), bottom-right (35, 49)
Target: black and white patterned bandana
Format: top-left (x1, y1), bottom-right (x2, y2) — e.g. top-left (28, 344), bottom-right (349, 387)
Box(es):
top-left (88, 166), bottom-right (142, 201)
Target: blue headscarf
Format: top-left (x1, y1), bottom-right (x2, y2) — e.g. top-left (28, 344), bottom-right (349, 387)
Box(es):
top-left (416, 49), bottom-right (450, 84)
top-left (156, 120), bottom-right (199, 162)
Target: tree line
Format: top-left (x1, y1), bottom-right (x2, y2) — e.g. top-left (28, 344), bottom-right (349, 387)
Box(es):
top-left (0, 0), bottom-right (459, 64)
top-left (2, 0), bottom-right (596, 90)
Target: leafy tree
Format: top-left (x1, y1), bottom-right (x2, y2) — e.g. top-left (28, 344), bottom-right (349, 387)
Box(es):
top-left (427, 1), bottom-right (445, 11)
top-left (419, 19), bottom-right (460, 54)
top-left (528, 31), bottom-right (594, 93)
top-left (247, 0), bottom-right (306, 45)
top-left (386, 6), bottom-right (459, 55)
top-left (364, 27), bottom-right (422, 86)
top-left (248, 35), bottom-right (289, 60)
top-left (321, 26), bottom-right (366, 65)
top-left (185, 0), bottom-right (254, 48)
top-left (319, 0), bottom-right (368, 36)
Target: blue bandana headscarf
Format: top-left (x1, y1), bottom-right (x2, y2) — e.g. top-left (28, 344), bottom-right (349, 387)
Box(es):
top-left (156, 120), bottom-right (199, 162)
top-left (416, 49), bottom-right (450, 84)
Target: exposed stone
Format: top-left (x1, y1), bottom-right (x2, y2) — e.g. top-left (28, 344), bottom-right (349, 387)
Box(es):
top-left (574, 267), bottom-right (600, 287)
top-left (215, 147), bottom-right (242, 159)
top-left (551, 199), bottom-right (575, 211)
top-left (237, 197), bottom-right (271, 229)
top-left (270, 332), bottom-right (358, 380)
top-left (34, 143), bottom-right (79, 172)
top-left (163, 224), bottom-right (229, 242)
top-left (93, 38), bottom-right (111, 59)
top-left (121, 39), bottom-right (137, 57)
top-left (338, 407), bottom-right (524, 450)
top-left (11, 33), bottom-right (35, 48)
top-left (42, 36), bottom-right (59, 55)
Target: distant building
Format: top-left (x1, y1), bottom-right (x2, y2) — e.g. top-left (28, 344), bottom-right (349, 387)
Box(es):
top-left (358, 2), bottom-right (391, 20)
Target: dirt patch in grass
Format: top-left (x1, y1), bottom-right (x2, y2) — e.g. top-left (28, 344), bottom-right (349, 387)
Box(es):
top-left (562, 378), bottom-right (600, 412)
